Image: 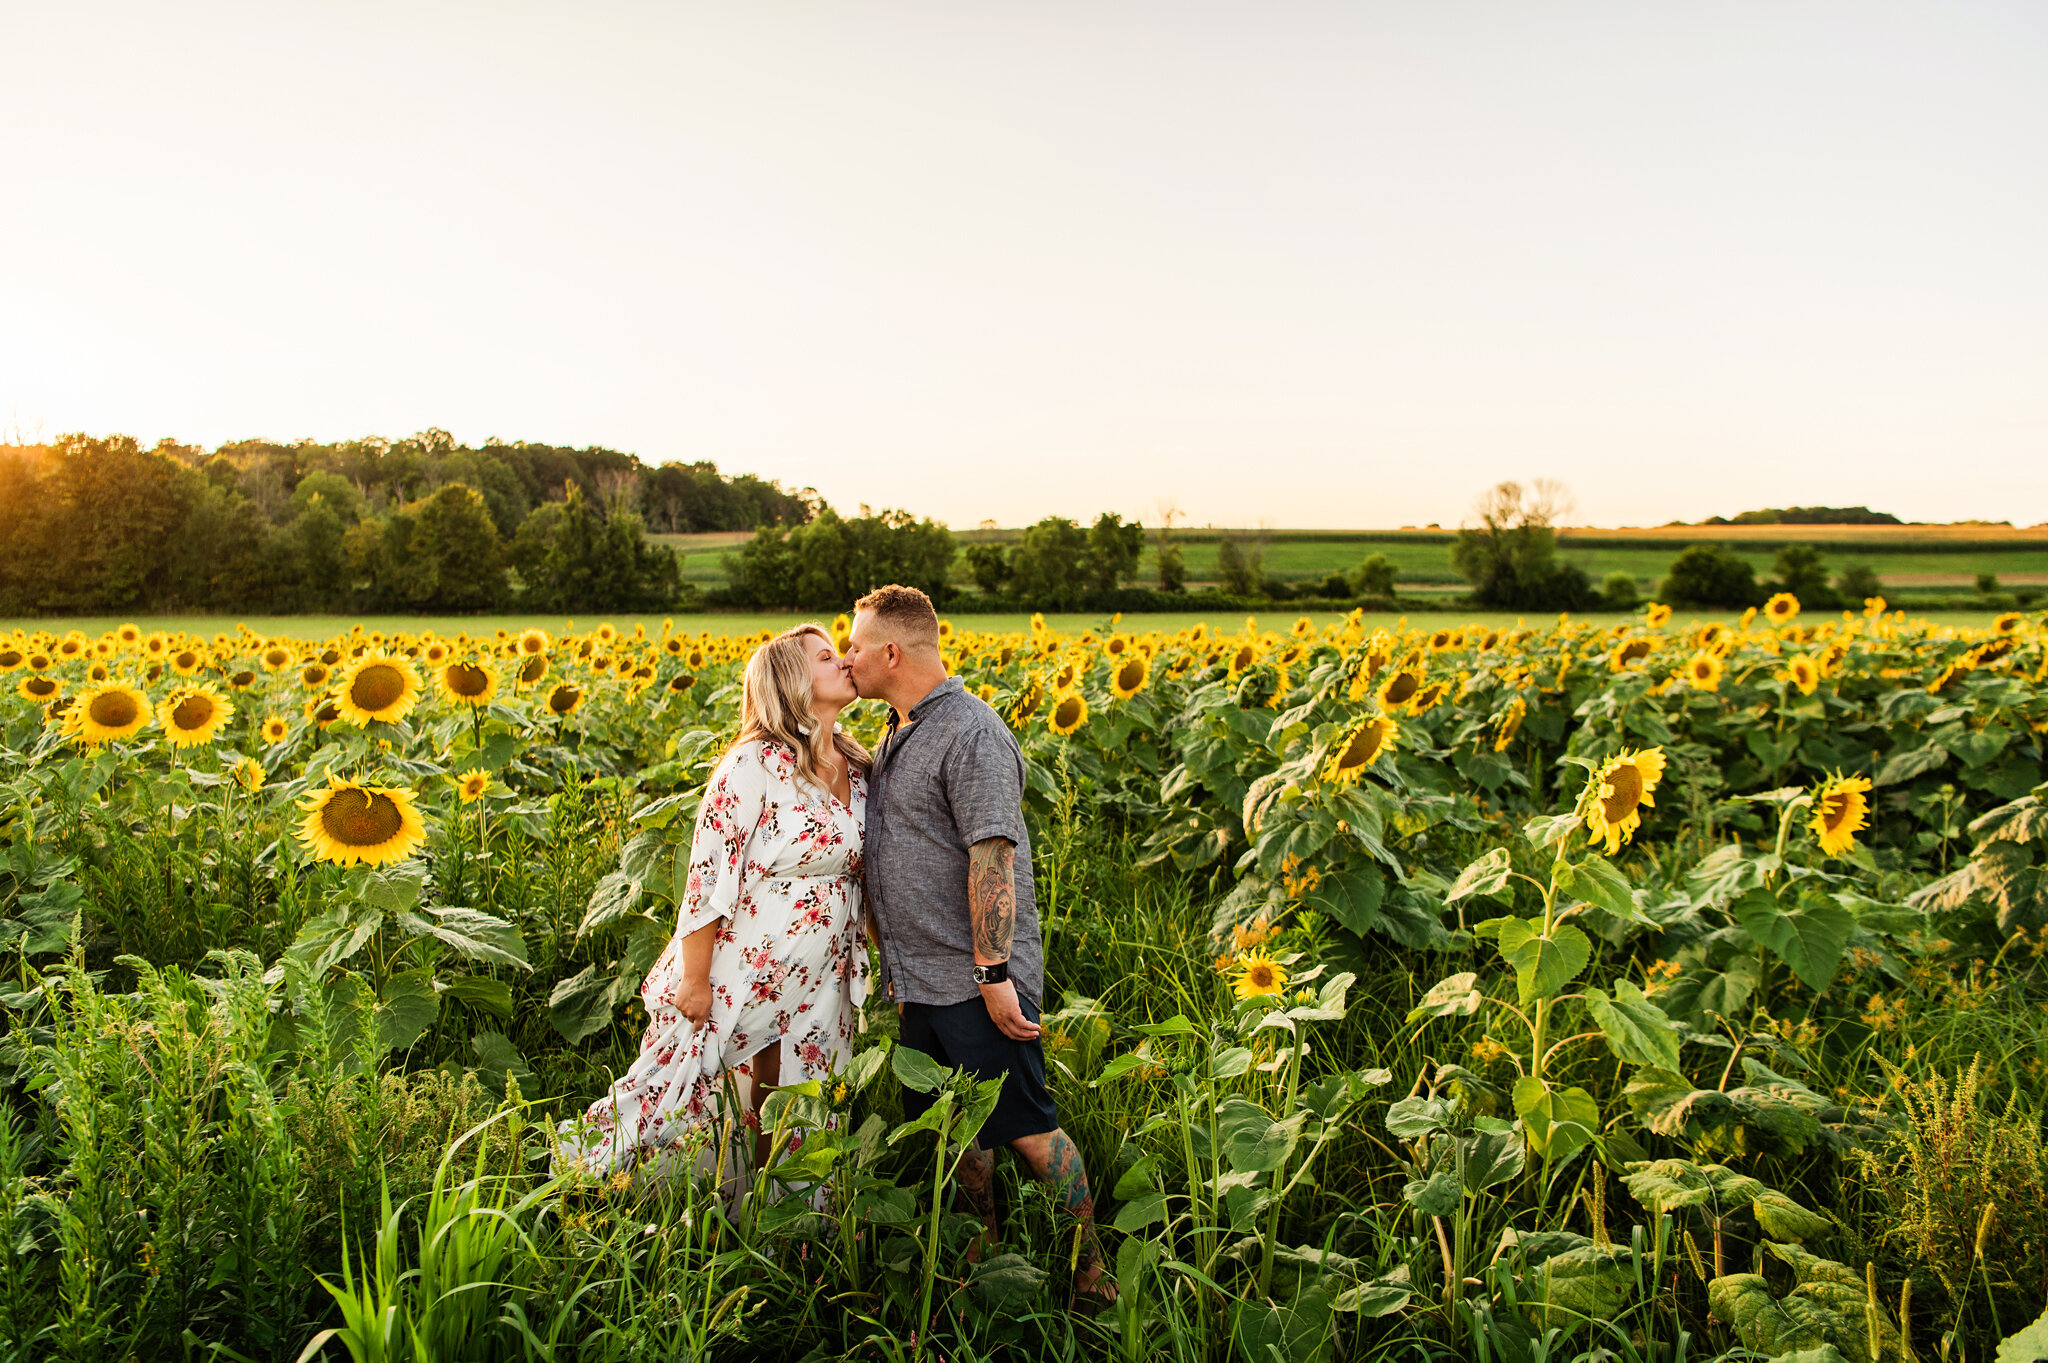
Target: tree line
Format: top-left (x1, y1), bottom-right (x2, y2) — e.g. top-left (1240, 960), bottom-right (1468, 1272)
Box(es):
top-left (0, 432), bottom-right (811, 614)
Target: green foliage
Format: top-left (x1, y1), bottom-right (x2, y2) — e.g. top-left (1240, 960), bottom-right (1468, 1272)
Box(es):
top-left (1662, 541), bottom-right (1764, 607)
top-left (1450, 481), bottom-right (1593, 610)
top-left (1348, 553), bottom-right (1398, 601)
top-left (721, 504), bottom-right (955, 609)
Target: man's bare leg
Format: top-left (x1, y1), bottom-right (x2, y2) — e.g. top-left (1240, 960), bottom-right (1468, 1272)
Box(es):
top-left (749, 1041), bottom-right (780, 1172)
top-left (1008, 1128), bottom-right (1117, 1303)
top-left (956, 1145), bottom-right (1001, 1263)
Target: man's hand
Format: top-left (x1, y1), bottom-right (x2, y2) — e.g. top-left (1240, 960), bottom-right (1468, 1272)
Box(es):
top-left (979, 977), bottom-right (1040, 1041)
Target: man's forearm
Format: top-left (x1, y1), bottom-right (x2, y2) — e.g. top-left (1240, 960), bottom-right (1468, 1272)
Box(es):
top-left (967, 837), bottom-right (1016, 964)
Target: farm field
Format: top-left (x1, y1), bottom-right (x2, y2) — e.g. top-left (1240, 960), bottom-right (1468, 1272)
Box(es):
top-left (2, 603), bottom-right (2046, 1360)
top-left (654, 529), bottom-right (2048, 594)
top-left (10, 609), bottom-right (2022, 643)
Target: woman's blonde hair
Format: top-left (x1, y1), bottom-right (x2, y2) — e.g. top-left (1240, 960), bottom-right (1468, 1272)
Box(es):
top-left (734, 624), bottom-right (870, 795)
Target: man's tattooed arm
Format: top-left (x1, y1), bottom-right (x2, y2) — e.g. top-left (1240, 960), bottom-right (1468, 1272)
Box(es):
top-left (968, 837), bottom-right (1016, 964)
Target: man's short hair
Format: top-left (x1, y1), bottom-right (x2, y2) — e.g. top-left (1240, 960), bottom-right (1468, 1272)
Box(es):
top-left (854, 584), bottom-right (940, 652)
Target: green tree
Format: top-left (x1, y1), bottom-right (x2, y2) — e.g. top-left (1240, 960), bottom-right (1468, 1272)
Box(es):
top-left (722, 506), bottom-right (953, 609)
top-left (1156, 542), bottom-right (1186, 592)
top-left (1215, 538), bottom-right (1260, 596)
top-left (409, 483), bottom-right (506, 611)
top-left (964, 542), bottom-right (1012, 596)
top-left (1770, 543), bottom-right (1834, 605)
top-left (1347, 553), bottom-right (1397, 600)
top-left (1083, 513), bottom-right (1145, 592)
top-left (1006, 518), bottom-right (1092, 609)
top-left (1450, 480), bottom-right (1591, 610)
top-left (1835, 562), bottom-right (1883, 602)
top-left (1660, 543), bottom-right (1761, 607)
top-left (1601, 572), bottom-right (1639, 610)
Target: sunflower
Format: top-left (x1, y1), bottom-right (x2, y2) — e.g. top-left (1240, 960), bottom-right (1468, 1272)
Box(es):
top-left (1784, 655), bottom-right (1820, 696)
top-left (1809, 773), bottom-right (1872, 857)
top-left (297, 778), bottom-right (428, 867)
top-left (232, 756), bottom-right (266, 793)
top-left (159, 684), bottom-right (234, 747)
top-left (17, 675), bottom-right (60, 702)
top-left (1993, 612), bottom-right (2024, 636)
top-left (544, 682), bottom-right (585, 717)
top-left (1291, 617), bottom-right (1315, 639)
top-left (437, 660), bottom-right (499, 707)
top-left (300, 662), bottom-right (332, 690)
top-left (0, 646), bottom-right (22, 671)
top-left (937, 620), bottom-right (955, 642)
top-left (1580, 747), bottom-right (1666, 854)
top-left (261, 644), bottom-right (294, 672)
top-left (142, 633), bottom-right (168, 659)
top-left (1322, 714), bottom-right (1398, 784)
top-left (1645, 603), bottom-right (1673, 628)
top-left (1408, 680), bottom-right (1450, 714)
top-left (334, 655), bottom-right (423, 726)
top-left (68, 683), bottom-right (153, 744)
top-left (1231, 950), bottom-right (1287, 1000)
top-left (227, 668), bottom-right (258, 689)
top-left (1927, 664), bottom-right (1960, 695)
top-left (306, 697), bottom-right (342, 729)
top-left (1681, 653), bottom-right (1723, 691)
top-left (1376, 669), bottom-right (1423, 712)
top-left (1863, 596), bottom-right (1887, 619)
top-left (1493, 696), bottom-right (1526, 752)
top-left (1110, 655), bottom-right (1150, 700)
top-left (260, 715), bottom-right (289, 744)
top-left (169, 647), bottom-right (205, 677)
top-left (453, 769), bottom-right (491, 803)
top-left (667, 672), bottom-right (697, 694)
top-left (116, 623), bottom-right (142, 645)
top-left (1609, 638), bottom-right (1654, 671)
top-left (1047, 691), bottom-right (1088, 736)
top-left (1226, 642), bottom-right (1259, 677)
top-left (1760, 592), bottom-right (1798, 625)
top-left (515, 652), bottom-right (549, 686)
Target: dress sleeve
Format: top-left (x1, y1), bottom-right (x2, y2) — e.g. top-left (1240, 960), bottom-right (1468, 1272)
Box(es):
top-left (675, 744), bottom-right (772, 936)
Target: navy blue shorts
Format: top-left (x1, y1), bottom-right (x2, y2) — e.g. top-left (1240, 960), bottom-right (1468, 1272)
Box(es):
top-left (898, 993), bottom-right (1060, 1150)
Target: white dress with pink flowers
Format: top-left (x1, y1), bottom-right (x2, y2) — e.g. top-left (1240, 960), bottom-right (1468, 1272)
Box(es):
top-left (557, 738), bottom-right (869, 1180)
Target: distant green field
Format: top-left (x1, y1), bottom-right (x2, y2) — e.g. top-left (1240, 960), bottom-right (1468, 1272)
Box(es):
top-left (659, 528), bottom-right (2048, 593)
top-left (14, 609), bottom-right (2018, 642)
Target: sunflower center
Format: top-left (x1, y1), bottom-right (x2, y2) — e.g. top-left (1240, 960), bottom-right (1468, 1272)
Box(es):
top-left (89, 691), bottom-right (141, 727)
top-left (519, 656), bottom-right (546, 682)
top-left (1819, 792), bottom-right (1857, 832)
top-left (1601, 764), bottom-right (1644, 823)
top-left (171, 695), bottom-right (216, 730)
top-left (25, 677), bottom-right (56, 697)
top-left (1385, 673), bottom-right (1419, 704)
top-left (1247, 964), bottom-right (1275, 987)
top-left (447, 664), bottom-right (490, 697)
top-left (350, 664), bottom-right (406, 711)
top-left (1117, 660), bottom-right (1144, 691)
top-left (1620, 641), bottom-right (1651, 664)
top-left (264, 649), bottom-right (290, 667)
top-left (1338, 723), bottom-right (1383, 769)
top-left (319, 788), bottom-right (405, 847)
top-left (1054, 697), bottom-right (1083, 727)
top-left (549, 686), bottom-right (582, 715)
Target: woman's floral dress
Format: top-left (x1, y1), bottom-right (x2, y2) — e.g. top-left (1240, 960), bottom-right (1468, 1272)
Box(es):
top-left (556, 738), bottom-right (868, 1180)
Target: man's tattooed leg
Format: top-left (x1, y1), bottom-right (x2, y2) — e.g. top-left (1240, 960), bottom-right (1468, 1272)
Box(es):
top-left (956, 1144), bottom-right (1001, 1263)
top-left (1010, 1128), bottom-right (1117, 1301)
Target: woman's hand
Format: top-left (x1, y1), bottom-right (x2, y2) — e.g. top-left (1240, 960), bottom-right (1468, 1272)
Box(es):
top-left (671, 973), bottom-right (713, 1028)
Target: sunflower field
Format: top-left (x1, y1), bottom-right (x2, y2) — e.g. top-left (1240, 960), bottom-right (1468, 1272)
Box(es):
top-left (3, 600), bottom-right (2048, 1362)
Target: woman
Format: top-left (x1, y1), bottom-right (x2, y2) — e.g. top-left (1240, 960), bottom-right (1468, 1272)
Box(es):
top-left (556, 624), bottom-right (872, 1187)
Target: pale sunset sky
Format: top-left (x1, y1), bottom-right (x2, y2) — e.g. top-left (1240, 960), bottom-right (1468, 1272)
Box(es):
top-left (3, 2), bottom-right (2043, 527)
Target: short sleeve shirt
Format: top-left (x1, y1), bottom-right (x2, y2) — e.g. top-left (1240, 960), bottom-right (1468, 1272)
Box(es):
top-left (865, 676), bottom-right (1044, 1008)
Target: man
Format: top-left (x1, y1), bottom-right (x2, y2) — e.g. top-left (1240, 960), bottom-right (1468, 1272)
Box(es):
top-left (841, 583), bottom-right (1115, 1310)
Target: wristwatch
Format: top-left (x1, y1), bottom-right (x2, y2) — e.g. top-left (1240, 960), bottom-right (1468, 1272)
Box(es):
top-left (971, 961), bottom-right (1010, 986)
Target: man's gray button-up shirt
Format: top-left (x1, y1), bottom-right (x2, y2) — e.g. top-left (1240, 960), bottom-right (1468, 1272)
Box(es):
top-left (865, 676), bottom-right (1044, 1008)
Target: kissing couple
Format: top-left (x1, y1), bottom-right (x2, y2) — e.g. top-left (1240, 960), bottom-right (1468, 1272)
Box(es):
top-left (557, 584), bottom-right (1115, 1309)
